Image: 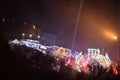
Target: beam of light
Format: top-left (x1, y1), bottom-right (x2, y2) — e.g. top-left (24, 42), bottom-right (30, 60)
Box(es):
top-left (71, 0), bottom-right (83, 51)
top-left (104, 31), bottom-right (117, 41)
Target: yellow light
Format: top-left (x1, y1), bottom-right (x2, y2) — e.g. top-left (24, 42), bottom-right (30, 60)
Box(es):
top-left (105, 31), bottom-right (117, 41)
top-left (113, 36), bottom-right (117, 41)
top-left (33, 25), bottom-right (36, 30)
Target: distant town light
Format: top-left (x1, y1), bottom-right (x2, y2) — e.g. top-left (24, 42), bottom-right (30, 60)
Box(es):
top-left (22, 33), bottom-right (25, 37)
top-left (29, 34), bottom-right (32, 38)
top-left (37, 35), bottom-right (40, 39)
top-left (24, 22), bottom-right (27, 25)
top-left (3, 18), bottom-right (5, 22)
top-left (33, 25), bottom-right (36, 30)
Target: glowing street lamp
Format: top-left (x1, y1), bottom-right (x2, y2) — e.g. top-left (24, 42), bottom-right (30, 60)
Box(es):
top-left (29, 34), bottom-right (32, 38)
top-left (22, 33), bottom-right (25, 39)
top-left (32, 25), bottom-right (36, 30)
top-left (37, 35), bottom-right (40, 39)
top-left (3, 18), bottom-right (5, 22)
top-left (22, 33), bottom-right (25, 37)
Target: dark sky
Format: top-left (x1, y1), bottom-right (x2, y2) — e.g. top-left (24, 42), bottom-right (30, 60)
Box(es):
top-left (1, 0), bottom-right (120, 56)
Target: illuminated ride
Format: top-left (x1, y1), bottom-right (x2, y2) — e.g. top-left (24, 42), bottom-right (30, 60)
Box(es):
top-left (10, 39), bottom-right (112, 73)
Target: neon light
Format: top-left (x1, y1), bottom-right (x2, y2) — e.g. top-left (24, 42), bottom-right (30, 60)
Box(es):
top-left (10, 39), bottom-right (112, 73)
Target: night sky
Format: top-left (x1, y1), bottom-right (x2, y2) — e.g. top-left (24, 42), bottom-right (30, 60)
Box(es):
top-left (1, 0), bottom-right (120, 59)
